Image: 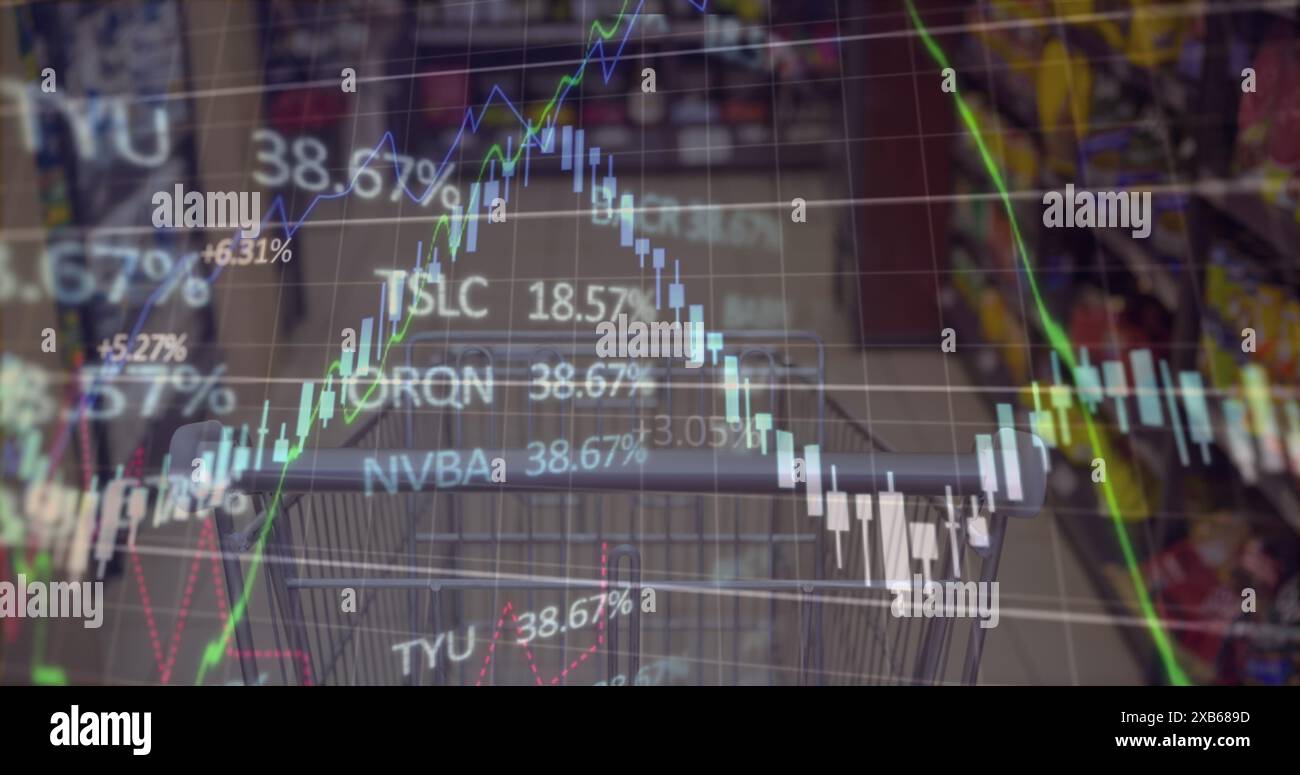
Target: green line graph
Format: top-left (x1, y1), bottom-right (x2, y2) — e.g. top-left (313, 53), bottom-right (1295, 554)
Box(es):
top-left (904, 0), bottom-right (1188, 685)
top-left (14, 551), bottom-right (68, 685)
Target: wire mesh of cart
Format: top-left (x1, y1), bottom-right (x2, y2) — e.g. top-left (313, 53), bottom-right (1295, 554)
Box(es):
top-left (203, 331), bottom-right (1040, 686)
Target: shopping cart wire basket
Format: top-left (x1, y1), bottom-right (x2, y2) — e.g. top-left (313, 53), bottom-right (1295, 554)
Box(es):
top-left (172, 331), bottom-right (1044, 686)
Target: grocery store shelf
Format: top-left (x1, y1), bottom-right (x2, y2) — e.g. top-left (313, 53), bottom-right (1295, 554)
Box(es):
top-left (1258, 475), bottom-right (1300, 533)
top-left (955, 57), bottom-right (1044, 147)
top-left (1208, 426), bottom-right (1300, 534)
top-left (1091, 226), bottom-right (1180, 311)
top-left (946, 5), bottom-right (1300, 686)
top-left (1197, 175), bottom-right (1300, 263)
top-left (1060, 25), bottom-right (1189, 115)
top-left (1035, 167), bottom-right (1182, 311)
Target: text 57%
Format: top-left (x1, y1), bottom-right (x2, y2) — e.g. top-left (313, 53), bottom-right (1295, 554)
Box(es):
top-left (132, 363), bottom-right (235, 418)
top-left (71, 363), bottom-right (234, 421)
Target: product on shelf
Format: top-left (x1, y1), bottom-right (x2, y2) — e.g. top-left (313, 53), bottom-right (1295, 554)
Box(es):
top-left (1143, 496), bottom-right (1300, 684)
top-left (1143, 511), bottom-right (1254, 677)
top-left (1234, 34), bottom-right (1300, 213)
top-left (1233, 570), bottom-right (1300, 685)
top-left (1036, 36), bottom-right (1093, 175)
top-left (961, 96), bottom-right (1040, 192)
top-left (1087, 0), bottom-right (1190, 69)
top-left (1078, 69), bottom-right (1169, 189)
top-left (1202, 241), bottom-right (1300, 388)
top-left (1067, 286), bottom-right (1171, 365)
top-left (966, 0), bottom-right (1048, 122)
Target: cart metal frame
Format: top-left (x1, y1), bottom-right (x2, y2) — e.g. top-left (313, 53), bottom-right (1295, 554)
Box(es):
top-left (195, 332), bottom-right (1041, 686)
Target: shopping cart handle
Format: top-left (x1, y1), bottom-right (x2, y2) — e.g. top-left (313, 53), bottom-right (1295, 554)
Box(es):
top-left (169, 421), bottom-right (1047, 517)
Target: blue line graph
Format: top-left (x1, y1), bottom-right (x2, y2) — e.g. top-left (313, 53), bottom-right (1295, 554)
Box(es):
top-left (51, 0), bottom-right (691, 468)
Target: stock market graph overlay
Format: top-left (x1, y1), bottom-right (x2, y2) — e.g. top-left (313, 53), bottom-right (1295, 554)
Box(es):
top-left (1, 0), bottom-right (1298, 688)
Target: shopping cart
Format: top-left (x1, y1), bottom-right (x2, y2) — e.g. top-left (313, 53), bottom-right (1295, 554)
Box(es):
top-left (186, 331), bottom-right (1043, 686)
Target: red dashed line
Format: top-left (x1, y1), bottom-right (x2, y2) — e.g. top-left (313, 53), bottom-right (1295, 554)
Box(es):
top-left (125, 447), bottom-right (313, 685)
top-left (474, 608), bottom-right (511, 686)
top-left (224, 648), bottom-right (314, 684)
top-left (128, 546), bottom-right (165, 673)
top-left (474, 543), bottom-right (611, 687)
top-left (125, 447), bottom-right (610, 687)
